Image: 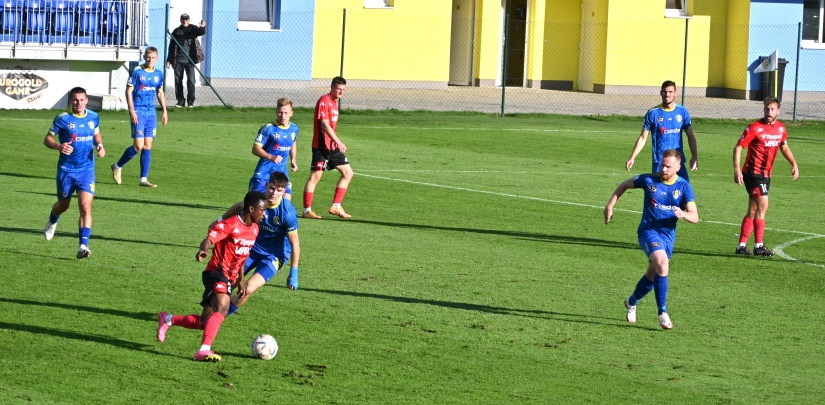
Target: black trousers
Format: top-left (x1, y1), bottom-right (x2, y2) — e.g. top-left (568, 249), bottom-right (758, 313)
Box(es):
top-left (173, 61), bottom-right (196, 105)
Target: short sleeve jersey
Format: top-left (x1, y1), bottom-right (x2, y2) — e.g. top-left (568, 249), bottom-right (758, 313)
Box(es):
top-left (737, 119), bottom-right (787, 178)
top-left (49, 110), bottom-right (100, 173)
top-left (204, 215), bottom-right (259, 280)
top-left (633, 173), bottom-right (695, 238)
top-left (642, 104), bottom-right (692, 172)
top-left (127, 65), bottom-right (163, 111)
top-left (251, 122), bottom-right (299, 181)
top-left (312, 94), bottom-right (339, 150)
top-left (251, 197), bottom-right (299, 260)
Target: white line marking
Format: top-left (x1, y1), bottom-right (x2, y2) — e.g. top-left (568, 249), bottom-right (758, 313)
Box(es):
top-left (357, 172), bottom-right (825, 267)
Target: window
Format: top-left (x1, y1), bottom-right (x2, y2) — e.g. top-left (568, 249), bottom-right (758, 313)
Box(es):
top-left (803, 0), bottom-right (823, 44)
top-left (665, 0), bottom-right (687, 18)
top-left (364, 0), bottom-right (393, 9)
top-left (238, 0), bottom-right (281, 31)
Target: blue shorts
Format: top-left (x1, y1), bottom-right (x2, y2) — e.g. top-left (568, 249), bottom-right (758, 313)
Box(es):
top-left (244, 250), bottom-right (287, 283)
top-left (56, 169), bottom-right (95, 200)
top-left (131, 110), bottom-right (157, 139)
top-left (248, 176), bottom-right (292, 196)
top-left (638, 229), bottom-right (674, 259)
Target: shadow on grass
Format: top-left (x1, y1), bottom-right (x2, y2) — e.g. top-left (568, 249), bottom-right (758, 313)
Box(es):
top-left (343, 219), bottom-right (733, 259)
top-left (0, 171), bottom-right (53, 181)
top-left (19, 191), bottom-right (226, 211)
top-left (0, 299), bottom-right (176, 357)
top-left (300, 287), bottom-right (641, 328)
top-left (0, 226), bottom-right (192, 249)
top-left (0, 247), bottom-right (75, 261)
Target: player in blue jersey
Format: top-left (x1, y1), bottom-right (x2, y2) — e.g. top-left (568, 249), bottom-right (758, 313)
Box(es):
top-left (42, 87), bottom-right (106, 259)
top-left (248, 98), bottom-right (299, 200)
top-left (112, 46), bottom-right (168, 188)
top-left (605, 149), bottom-right (699, 330)
top-left (626, 80), bottom-right (698, 181)
top-left (211, 172), bottom-right (301, 315)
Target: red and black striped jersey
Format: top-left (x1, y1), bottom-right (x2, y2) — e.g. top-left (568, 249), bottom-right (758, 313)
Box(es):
top-left (737, 119), bottom-right (787, 178)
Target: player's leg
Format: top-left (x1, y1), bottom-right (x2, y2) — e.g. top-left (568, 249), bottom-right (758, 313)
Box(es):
top-left (75, 180), bottom-right (94, 259)
top-left (139, 133), bottom-right (157, 187)
top-left (753, 193), bottom-right (774, 256)
top-left (194, 273), bottom-right (231, 362)
top-left (737, 175), bottom-right (762, 255)
top-left (648, 238), bottom-right (673, 329)
top-left (113, 127), bottom-right (146, 183)
top-left (284, 181), bottom-right (293, 202)
top-left (44, 171), bottom-right (73, 240)
top-left (302, 154), bottom-right (325, 218)
top-left (328, 151), bottom-right (353, 218)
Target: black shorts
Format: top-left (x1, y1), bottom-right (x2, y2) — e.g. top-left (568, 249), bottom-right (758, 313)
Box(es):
top-left (743, 173), bottom-right (771, 198)
top-left (200, 270), bottom-right (233, 307)
top-left (310, 148), bottom-right (349, 172)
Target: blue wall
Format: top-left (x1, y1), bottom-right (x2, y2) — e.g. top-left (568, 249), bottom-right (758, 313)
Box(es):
top-left (208, 0), bottom-right (315, 80)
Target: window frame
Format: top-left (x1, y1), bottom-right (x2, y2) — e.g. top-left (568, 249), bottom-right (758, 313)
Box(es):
top-left (364, 0), bottom-right (394, 9)
top-left (664, 0), bottom-right (687, 18)
top-left (802, 0), bottom-right (825, 49)
top-left (238, 0), bottom-right (282, 31)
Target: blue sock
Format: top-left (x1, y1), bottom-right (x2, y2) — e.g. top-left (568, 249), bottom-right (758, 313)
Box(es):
top-left (628, 274), bottom-right (654, 306)
top-left (227, 302), bottom-right (239, 316)
top-left (49, 213), bottom-right (60, 224)
top-left (140, 149), bottom-right (151, 178)
top-left (654, 274), bottom-right (668, 314)
top-left (117, 146), bottom-right (138, 167)
top-left (79, 227), bottom-right (91, 246)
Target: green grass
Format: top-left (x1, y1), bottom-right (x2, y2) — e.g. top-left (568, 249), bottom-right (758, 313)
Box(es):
top-left (1, 107), bottom-right (823, 404)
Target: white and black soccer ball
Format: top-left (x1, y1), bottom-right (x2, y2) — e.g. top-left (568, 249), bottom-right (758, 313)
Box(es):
top-left (251, 334), bottom-right (278, 360)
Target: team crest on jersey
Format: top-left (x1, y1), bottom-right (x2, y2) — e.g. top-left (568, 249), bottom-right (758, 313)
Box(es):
top-left (89, 121), bottom-right (95, 130)
top-left (676, 115), bottom-right (682, 123)
top-left (291, 132), bottom-right (296, 140)
top-left (672, 190), bottom-right (680, 199)
top-left (153, 76), bottom-right (159, 83)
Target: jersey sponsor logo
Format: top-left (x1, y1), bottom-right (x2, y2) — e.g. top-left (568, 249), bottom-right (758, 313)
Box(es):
top-left (764, 140), bottom-right (780, 147)
top-left (663, 128), bottom-right (681, 134)
top-left (235, 246), bottom-right (252, 255)
top-left (74, 135), bottom-right (94, 142)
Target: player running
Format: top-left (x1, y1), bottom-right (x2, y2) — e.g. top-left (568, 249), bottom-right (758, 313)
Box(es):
top-left (42, 87), bottom-right (106, 259)
top-left (247, 98), bottom-right (299, 200)
top-left (605, 149), bottom-right (699, 330)
top-left (157, 192), bottom-right (267, 362)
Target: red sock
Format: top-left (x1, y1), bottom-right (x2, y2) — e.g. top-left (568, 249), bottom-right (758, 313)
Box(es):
top-left (739, 217), bottom-right (754, 244)
top-left (172, 314), bottom-right (203, 330)
top-left (303, 191), bottom-right (314, 210)
top-left (201, 312), bottom-right (225, 346)
top-left (754, 219), bottom-right (766, 244)
top-left (333, 187), bottom-right (348, 204)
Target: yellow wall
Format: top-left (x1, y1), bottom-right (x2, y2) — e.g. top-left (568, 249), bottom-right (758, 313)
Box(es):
top-left (525, 0), bottom-right (546, 84)
top-left (693, 0), bottom-right (728, 88)
top-left (542, 0), bottom-right (585, 85)
top-left (725, 0), bottom-right (750, 91)
top-left (602, 0), bottom-right (710, 89)
top-left (312, 1), bottom-right (452, 81)
top-left (474, 0), bottom-right (503, 84)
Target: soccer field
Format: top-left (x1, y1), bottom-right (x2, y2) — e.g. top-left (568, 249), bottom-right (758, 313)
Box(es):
top-left (1, 108), bottom-right (823, 404)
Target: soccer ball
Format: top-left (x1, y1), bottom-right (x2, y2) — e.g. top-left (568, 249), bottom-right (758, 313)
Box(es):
top-left (251, 334), bottom-right (278, 360)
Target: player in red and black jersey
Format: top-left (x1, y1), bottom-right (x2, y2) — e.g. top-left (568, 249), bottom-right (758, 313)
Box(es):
top-left (301, 76), bottom-right (355, 219)
top-left (156, 191), bottom-right (267, 362)
top-left (733, 96), bottom-right (799, 257)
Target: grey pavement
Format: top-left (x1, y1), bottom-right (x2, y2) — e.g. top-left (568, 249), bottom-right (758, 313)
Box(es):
top-left (169, 84), bottom-right (825, 121)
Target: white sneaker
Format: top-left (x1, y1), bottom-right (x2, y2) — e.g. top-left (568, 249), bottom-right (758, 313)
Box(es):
top-left (44, 221), bottom-right (57, 241)
top-left (659, 312), bottom-right (673, 330)
top-left (111, 164), bottom-right (122, 184)
top-left (76, 244), bottom-right (91, 259)
top-left (625, 298), bottom-right (636, 323)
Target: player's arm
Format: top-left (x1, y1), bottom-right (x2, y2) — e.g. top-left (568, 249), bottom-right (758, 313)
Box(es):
top-left (94, 129), bottom-right (105, 158)
top-left (604, 178), bottom-right (635, 224)
top-left (43, 131), bottom-right (73, 155)
top-left (196, 237), bottom-right (213, 261)
top-left (686, 126), bottom-right (698, 170)
top-left (672, 201), bottom-right (699, 224)
top-left (125, 84), bottom-right (138, 125)
top-left (235, 265), bottom-right (247, 297)
top-left (320, 118), bottom-right (346, 153)
top-left (251, 142), bottom-right (281, 163)
top-left (287, 231), bottom-right (301, 290)
top-left (156, 87), bottom-right (168, 126)
top-left (780, 142), bottom-right (799, 180)
top-left (290, 143), bottom-right (298, 171)
top-left (208, 201), bottom-right (243, 229)
top-left (732, 144), bottom-right (745, 185)
top-left (626, 129), bottom-right (649, 171)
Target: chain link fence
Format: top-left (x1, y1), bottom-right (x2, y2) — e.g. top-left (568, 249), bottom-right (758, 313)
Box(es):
top-left (147, 8), bottom-right (825, 121)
